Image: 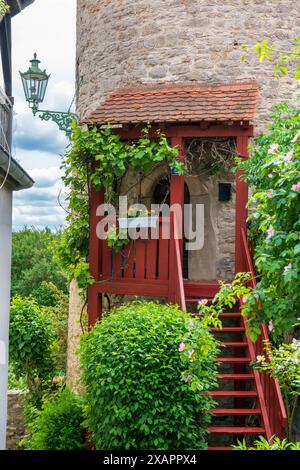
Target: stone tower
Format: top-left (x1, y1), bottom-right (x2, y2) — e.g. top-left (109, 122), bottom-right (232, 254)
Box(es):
top-left (77, 0), bottom-right (299, 132)
top-left (67, 0), bottom-right (299, 388)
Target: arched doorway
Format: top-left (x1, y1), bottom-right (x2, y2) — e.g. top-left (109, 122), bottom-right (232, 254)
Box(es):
top-left (152, 176), bottom-right (190, 279)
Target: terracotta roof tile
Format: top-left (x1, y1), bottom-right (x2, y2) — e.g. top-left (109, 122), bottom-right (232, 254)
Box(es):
top-left (82, 81), bottom-right (259, 125)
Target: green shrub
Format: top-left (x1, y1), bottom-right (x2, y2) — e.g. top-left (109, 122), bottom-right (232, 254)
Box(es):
top-left (9, 296), bottom-right (54, 400)
top-left (24, 388), bottom-right (85, 450)
top-left (238, 103), bottom-right (300, 339)
top-left (80, 301), bottom-right (219, 450)
top-left (233, 435), bottom-right (300, 450)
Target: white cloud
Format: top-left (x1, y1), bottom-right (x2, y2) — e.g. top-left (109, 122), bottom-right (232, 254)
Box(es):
top-left (9, 0), bottom-right (76, 230)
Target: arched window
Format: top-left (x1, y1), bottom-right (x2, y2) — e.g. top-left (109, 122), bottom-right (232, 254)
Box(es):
top-left (152, 177), bottom-right (190, 279)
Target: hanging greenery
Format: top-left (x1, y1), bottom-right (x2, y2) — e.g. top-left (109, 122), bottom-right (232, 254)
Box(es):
top-left (55, 123), bottom-right (185, 289)
top-left (0, 0), bottom-right (9, 16)
top-left (237, 103), bottom-right (300, 340)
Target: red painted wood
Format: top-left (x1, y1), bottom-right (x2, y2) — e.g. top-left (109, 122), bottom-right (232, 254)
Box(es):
top-left (184, 281), bottom-right (219, 298)
top-left (240, 231), bottom-right (287, 438)
top-left (113, 250), bottom-right (122, 278)
top-left (235, 135), bottom-right (249, 273)
top-left (93, 279), bottom-right (169, 297)
top-left (216, 357), bottom-right (250, 363)
top-left (116, 124), bottom-right (253, 140)
top-left (221, 342), bottom-right (248, 347)
top-left (102, 241), bottom-right (111, 277)
top-left (210, 327), bottom-right (245, 332)
top-left (135, 240), bottom-right (146, 280)
top-left (146, 238), bottom-right (158, 279)
top-left (158, 223), bottom-right (169, 281)
top-left (123, 242), bottom-right (134, 279)
top-left (88, 288), bottom-right (102, 328)
top-left (212, 408), bottom-right (261, 415)
top-left (211, 391), bottom-right (257, 397)
top-left (171, 212), bottom-right (186, 310)
top-left (219, 373), bottom-right (254, 380)
top-left (209, 427), bottom-right (264, 434)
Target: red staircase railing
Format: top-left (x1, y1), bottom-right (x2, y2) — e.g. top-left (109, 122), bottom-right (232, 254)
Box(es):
top-left (241, 228), bottom-right (288, 438)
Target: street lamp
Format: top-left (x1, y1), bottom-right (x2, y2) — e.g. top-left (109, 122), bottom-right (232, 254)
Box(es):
top-left (20, 53), bottom-right (77, 137)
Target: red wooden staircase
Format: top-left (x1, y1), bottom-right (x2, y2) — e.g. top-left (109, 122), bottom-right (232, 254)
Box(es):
top-left (190, 304), bottom-right (270, 449)
top-left (170, 216), bottom-right (287, 449)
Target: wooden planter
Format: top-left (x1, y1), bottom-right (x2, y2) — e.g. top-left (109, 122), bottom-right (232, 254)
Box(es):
top-left (119, 216), bottom-right (158, 229)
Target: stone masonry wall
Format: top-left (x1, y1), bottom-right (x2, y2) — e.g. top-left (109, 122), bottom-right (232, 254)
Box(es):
top-left (6, 391), bottom-right (26, 450)
top-left (77, 0), bottom-right (300, 134)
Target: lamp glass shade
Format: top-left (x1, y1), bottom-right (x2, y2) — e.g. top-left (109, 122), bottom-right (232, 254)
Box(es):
top-left (19, 53), bottom-right (50, 107)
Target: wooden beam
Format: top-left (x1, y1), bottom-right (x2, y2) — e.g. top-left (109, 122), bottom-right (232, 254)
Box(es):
top-left (115, 124), bottom-right (254, 140)
top-left (90, 279), bottom-right (169, 297)
top-left (235, 135), bottom-right (249, 273)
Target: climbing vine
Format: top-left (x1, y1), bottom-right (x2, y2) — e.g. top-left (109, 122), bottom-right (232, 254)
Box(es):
top-left (237, 103), bottom-right (300, 339)
top-left (0, 0), bottom-right (9, 16)
top-left (55, 123), bottom-right (185, 288)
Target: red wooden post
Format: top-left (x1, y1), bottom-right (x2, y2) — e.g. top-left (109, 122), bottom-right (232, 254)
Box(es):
top-left (235, 134), bottom-right (249, 273)
top-left (169, 135), bottom-right (185, 302)
top-left (88, 184), bottom-right (104, 327)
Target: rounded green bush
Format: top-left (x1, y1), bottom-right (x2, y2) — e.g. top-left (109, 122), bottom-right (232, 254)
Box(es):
top-left (26, 388), bottom-right (85, 450)
top-left (81, 301), bottom-right (219, 450)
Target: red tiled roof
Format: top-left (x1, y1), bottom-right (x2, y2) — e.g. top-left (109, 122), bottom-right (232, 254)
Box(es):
top-left (82, 81), bottom-right (259, 125)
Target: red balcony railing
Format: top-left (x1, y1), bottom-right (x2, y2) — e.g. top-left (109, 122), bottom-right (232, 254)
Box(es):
top-left (241, 228), bottom-right (288, 438)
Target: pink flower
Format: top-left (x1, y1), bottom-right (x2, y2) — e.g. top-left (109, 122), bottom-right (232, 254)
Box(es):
top-left (292, 131), bottom-right (300, 143)
top-left (242, 296), bottom-right (248, 304)
top-left (284, 149), bottom-right (294, 162)
top-left (268, 144), bottom-right (279, 154)
top-left (292, 182), bottom-right (300, 191)
top-left (268, 320), bottom-right (274, 332)
top-left (267, 189), bottom-right (273, 199)
top-left (178, 342), bottom-right (185, 352)
top-left (266, 225), bottom-right (275, 238)
top-left (284, 263), bottom-right (292, 274)
top-left (256, 355), bottom-right (265, 362)
top-left (198, 298), bottom-right (208, 305)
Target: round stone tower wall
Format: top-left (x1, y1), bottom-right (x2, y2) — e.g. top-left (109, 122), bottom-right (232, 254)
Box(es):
top-left (77, 0), bottom-right (299, 132)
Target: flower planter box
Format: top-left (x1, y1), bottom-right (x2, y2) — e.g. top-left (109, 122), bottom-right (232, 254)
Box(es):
top-left (119, 216), bottom-right (158, 229)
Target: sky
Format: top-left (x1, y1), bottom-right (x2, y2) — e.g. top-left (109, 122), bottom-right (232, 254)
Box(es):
top-left (9, 0), bottom-right (76, 230)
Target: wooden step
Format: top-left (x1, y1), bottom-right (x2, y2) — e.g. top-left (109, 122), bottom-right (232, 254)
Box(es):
top-left (221, 342), bottom-right (247, 348)
top-left (211, 390), bottom-right (257, 398)
top-left (212, 408), bottom-right (261, 416)
top-left (209, 426), bottom-right (265, 435)
top-left (219, 373), bottom-right (254, 380)
top-left (216, 357), bottom-right (251, 363)
top-left (210, 327), bottom-right (245, 332)
top-left (207, 446), bottom-right (232, 451)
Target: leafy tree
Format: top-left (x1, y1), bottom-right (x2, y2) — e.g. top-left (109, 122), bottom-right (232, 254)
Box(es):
top-left (11, 227), bottom-right (68, 297)
top-left (9, 296), bottom-right (55, 402)
top-left (241, 37), bottom-right (300, 81)
top-left (238, 103), bottom-right (300, 339)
